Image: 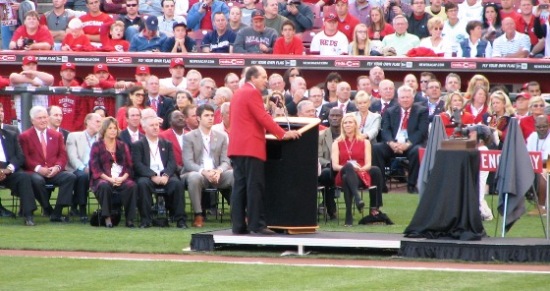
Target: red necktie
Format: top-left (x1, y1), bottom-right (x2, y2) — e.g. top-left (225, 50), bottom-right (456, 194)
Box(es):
top-left (40, 131), bottom-right (47, 158)
top-left (151, 98), bottom-right (158, 112)
top-left (401, 110), bottom-right (409, 130)
top-left (381, 102), bottom-right (389, 115)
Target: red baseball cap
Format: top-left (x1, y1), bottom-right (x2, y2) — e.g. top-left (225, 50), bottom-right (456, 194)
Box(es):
top-left (324, 13), bottom-right (338, 22)
top-left (93, 63), bottom-right (109, 73)
top-left (521, 82), bottom-right (529, 91)
top-left (136, 65), bottom-right (150, 75)
top-left (516, 92), bottom-right (531, 100)
top-left (170, 58), bottom-right (184, 68)
top-left (22, 55), bottom-right (37, 65)
top-left (61, 62), bottom-right (76, 71)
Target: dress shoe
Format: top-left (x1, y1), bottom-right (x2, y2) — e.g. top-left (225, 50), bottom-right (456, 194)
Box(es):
top-left (177, 219), bottom-right (188, 229)
top-left (24, 216), bottom-right (35, 226)
top-left (252, 228), bottom-right (276, 235)
top-left (356, 200), bottom-right (365, 214)
top-left (126, 221), bottom-right (135, 228)
top-left (232, 229), bottom-right (250, 235)
top-left (139, 221), bottom-right (152, 228)
top-left (193, 215), bottom-right (204, 228)
top-left (69, 207), bottom-right (79, 217)
top-left (407, 185), bottom-right (418, 194)
top-left (0, 206), bottom-right (16, 218)
top-left (382, 185), bottom-right (389, 193)
top-left (50, 215), bottom-right (69, 223)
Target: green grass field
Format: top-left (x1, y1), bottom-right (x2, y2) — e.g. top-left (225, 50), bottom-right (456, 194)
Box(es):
top-left (1, 190), bottom-right (549, 290)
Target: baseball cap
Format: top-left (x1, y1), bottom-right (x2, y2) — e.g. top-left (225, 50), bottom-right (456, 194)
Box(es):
top-left (22, 55), bottom-right (37, 65)
top-left (135, 65), bottom-right (150, 75)
top-left (170, 58), bottom-right (184, 68)
top-left (61, 62), bottom-right (76, 71)
top-left (145, 16), bottom-right (159, 31)
top-left (93, 63), bottom-right (109, 73)
top-left (173, 20), bottom-right (187, 30)
top-left (324, 13), bottom-right (338, 22)
top-left (516, 92), bottom-right (531, 100)
top-left (251, 9), bottom-right (265, 20)
top-left (521, 82), bottom-right (529, 91)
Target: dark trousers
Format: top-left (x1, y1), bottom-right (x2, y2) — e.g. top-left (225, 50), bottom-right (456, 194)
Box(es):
top-left (372, 143), bottom-right (420, 187)
top-left (31, 171), bottom-right (75, 215)
top-left (73, 170), bottom-right (89, 207)
top-left (94, 180), bottom-right (137, 221)
top-left (318, 167), bottom-right (336, 216)
top-left (1, 171), bottom-right (37, 217)
top-left (340, 164), bottom-right (384, 224)
top-left (137, 176), bottom-right (186, 224)
top-left (231, 156), bottom-right (266, 233)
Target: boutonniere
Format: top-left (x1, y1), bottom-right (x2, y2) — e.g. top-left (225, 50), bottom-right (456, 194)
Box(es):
top-left (49, 137), bottom-right (53, 140)
top-left (161, 147), bottom-right (165, 151)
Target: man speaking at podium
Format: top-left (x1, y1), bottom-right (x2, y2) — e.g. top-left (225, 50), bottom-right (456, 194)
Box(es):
top-left (229, 65), bottom-right (301, 235)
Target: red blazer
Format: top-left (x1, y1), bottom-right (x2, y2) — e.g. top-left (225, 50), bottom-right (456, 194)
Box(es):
top-left (159, 129), bottom-right (183, 168)
top-left (228, 82), bottom-right (286, 161)
top-left (19, 127), bottom-right (68, 171)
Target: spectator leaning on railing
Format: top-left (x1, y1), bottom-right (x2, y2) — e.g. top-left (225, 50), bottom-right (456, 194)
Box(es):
top-left (9, 11), bottom-right (53, 50)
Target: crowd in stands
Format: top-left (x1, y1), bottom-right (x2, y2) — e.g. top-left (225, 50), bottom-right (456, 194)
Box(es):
top-left (0, 51), bottom-right (548, 226)
top-left (2, 0), bottom-right (550, 57)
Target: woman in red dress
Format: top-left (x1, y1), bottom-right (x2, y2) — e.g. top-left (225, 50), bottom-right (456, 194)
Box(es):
top-left (440, 92), bottom-right (475, 137)
top-left (331, 114), bottom-right (386, 226)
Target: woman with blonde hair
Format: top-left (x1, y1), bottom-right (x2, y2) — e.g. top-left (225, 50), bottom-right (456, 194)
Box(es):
top-left (419, 17), bottom-right (450, 57)
top-left (352, 91), bottom-right (381, 140)
top-left (440, 91), bottom-right (475, 137)
top-left (348, 24), bottom-right (372, 56)
top-left (331, 113), bottom-right (387, 226)
top-left (464, 74), bottom-right (490, 100)
top-left (482, 90), bottom-right (515, 148)
top-left (463, 86), bottom-right (489, 124)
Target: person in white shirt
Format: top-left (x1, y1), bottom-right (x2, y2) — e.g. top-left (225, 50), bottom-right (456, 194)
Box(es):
top-left (442, 2), bottom-right (467, 55)
top-left (492, 17), bottom-right (531, 58)
top-left (457, 0), bottom-right (483, 24)
top-left (419, 17), bottom-right (451, 57)
top-left (310, 13), bottom-right (349, 56)
top-left (157, 0), bottom-right (186, 37)
top-left (526, 115), bottom-right (550, 216)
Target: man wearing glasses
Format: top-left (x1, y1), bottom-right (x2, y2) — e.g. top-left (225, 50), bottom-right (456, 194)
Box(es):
top-left (80, 0), bottom-right (114, 43)
top-left (118, 0), bottom-right (144, 41)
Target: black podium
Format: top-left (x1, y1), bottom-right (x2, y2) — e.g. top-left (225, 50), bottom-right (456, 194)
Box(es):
top-left (404, 149), bottom-right (486, 240)
top-left (264, 117), bottom-right (320, 234)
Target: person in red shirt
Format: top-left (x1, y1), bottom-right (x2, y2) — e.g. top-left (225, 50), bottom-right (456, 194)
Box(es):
top-left (228, 65), bottom-right (301, 235)
top-left (335, 0), bottom-right (360, 42)
top-left (49, 63), bottom-right (88, 131)
top-left (273, 20), bottom-right (304, 55)
top-left (80, 0), bottom-right (114, 43)
top-left (82, 64), bottom-right (117, 117)
top-left (100, 20), bottom-right (130, 52)
top-left (61, 18), bottom-right (95, 51)
top-left (9, 11), bottom-right (54, 50)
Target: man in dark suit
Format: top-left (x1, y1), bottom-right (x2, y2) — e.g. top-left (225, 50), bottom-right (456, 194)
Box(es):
top-left (421, 79), bottom-right (445, 123)
top-left (182, 104), bottom-right (233, 228)
top-left (372, 85), bottom-right (429, 194)
top-left (144, 75), bottom-right (175, 130)
top-left (0, 103), bottom-right (37, 225)
top-left (132, 115), bottom-right (187, 228)
top-left (48, 106), bottom-right (70, 142)
top-left (228, 65), bottom-right (301, 235)
top-left (319, 81), bottom-right (358, 125)
top-left (284, 76), bottom-right (307, 116)
top-left (19, 106), bottom-right (76, 222)
top-left (369, 79), bottom-right (397, 116)
top-left (119, 106), bottom-right (144, 147)
top-left (0, 104), bottom-right (20, 218)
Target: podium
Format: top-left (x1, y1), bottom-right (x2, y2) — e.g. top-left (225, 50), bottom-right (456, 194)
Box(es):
top-left (264, 117), bottom-right (320, 234)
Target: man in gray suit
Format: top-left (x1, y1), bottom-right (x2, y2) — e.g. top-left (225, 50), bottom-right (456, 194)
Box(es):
top-left (182, 104), bottom-right (233, 228)
top-left (65, 113), bottom-right (102, 222)
top-left (318, 107), bottom-right (343, 220)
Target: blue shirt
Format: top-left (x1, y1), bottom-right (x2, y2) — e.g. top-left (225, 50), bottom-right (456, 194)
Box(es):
top-left (202, 29), bottom-right (236, 53)
top-left (129, 32), bottom-right (167, 52)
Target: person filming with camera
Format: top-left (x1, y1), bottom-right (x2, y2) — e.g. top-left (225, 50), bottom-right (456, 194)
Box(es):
top-left (9, 11), bottom-right (53, 50)
top-left (187, 0), bottom-right (229, 31)
top-left (384, 0), bottom-right (412, 24)
top-left (279, 0), bottom-right (314, 33)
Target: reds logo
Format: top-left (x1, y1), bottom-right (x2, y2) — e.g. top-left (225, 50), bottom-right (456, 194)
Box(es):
top-left (334, 60), bottom-right (360, 68)
top-left (219, 59), bottom-right (245, 66)
top-left (106, 57), bottom-right (132, 64)
top-left (450, 62), bottom-right (476, 69)
top-left (0, 55), bottom-right (16, 62)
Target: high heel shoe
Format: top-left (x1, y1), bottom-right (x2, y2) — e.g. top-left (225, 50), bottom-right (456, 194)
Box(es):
top-left (105, 217), bottom-right (113, 228)
top-left (356, 200), bottom-right (365, 214)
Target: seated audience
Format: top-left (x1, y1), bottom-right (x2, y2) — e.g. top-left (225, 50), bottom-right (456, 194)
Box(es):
top-left (310, 13), bottom-right (349, 55)
top-left (407, 0), bottom-right (432, 39)
top-left (202, 12), bottom-right (236, 53)
top-left (119, 106), bottom-right (144, 146)
top-left (228, 5), bottom-right (247, 32)
top-left (233, 10), bottom-right (278, 53)
top-left (129, 17), bottom-right (167, 52)
top-left (381, 15), bottom-right (420, 56)
top-left (80, 0), bottom-right (114, 43)
top-left (482, 90), bottom-right (515, 149)
top-left (348, 23), bottom-right (371, 56)
top-left (419, 17), bottom-right (450, 57)
top-left (520, 96), bottom-right (550, 140)
top-left (481, 3), bottom-right (503, 44)
top-left (118, 0), bottom-right (144, 42)
top-left (457, 20), bottom-right (492, 58)
top-left (331, 113), bottom-right (386, 226)
top-left (99, 20), bottom-right (130, 52)
top-left (157, 0), bottom-right (186, 37)
top-left (352, 91), bottom-right (381, 141)
top-left (139, 0), bottom-right (163, 17)
top-left (159, 110), bottom-right (186, 172)
top-left (187, 0), bottom-right (229, 31)
top-left (442, 2), bottom-right (468, 55)
top-left (61, 18), bottom-right (94, 51)
top-left (116, 86), bottom-right (147, 130)
top-left (273, 20), bottom-right (304, 55)
top-left (367, 6), bottom-right (394, 41)
top-left (439, 91), bottom-right (475, 137)
top-left (40, 0), bottom-right (76, 45)
top-left (526, 116), bottom-right (550, 217)
top-left (263, 0), bottom-right (289, 34)
top-left (9, 11), bottom-right (54, 50)
top-left (278, 0), bottom-right (314, 33)
top-left (464, 86), bottom-right (489, 124)
top-left (161, 21), bottom-right (196, 53)
top-left (334, 0), bottom-right (360, 42)
top-left (492, 17), bottom-right (531, 58)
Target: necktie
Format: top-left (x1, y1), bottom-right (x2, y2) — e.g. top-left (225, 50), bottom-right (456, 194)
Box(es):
top-left (401, 110), bottom-right (409, 130)
top-left (151, 98), bottom-right (158, 112)
top-left (339, 103), bottom-right (345, 114)
top-left (381, 102), bottom-right (389, 115)
top-left (40, 131), bottom-right (47, 158)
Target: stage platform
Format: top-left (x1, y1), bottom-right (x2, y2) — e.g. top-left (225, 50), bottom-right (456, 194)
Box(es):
top-left (190, 229), bottom-right (550, 262)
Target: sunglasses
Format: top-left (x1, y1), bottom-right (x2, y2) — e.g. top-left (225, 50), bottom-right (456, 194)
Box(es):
top-left (127, 4), bottom-right (138, 7)
top-left (532, 104), bottom-right (545, 108)
top-left (433, 27), bottom-right (443, 31)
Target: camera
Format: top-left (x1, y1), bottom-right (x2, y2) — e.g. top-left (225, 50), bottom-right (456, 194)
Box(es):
top-left (202, 3), bottom-right (208, 9)
top-left (22, 38), bottom-right (34, 47)
top-left (541, 4), bottom-right (549, 9)
top-left (288, 0), bottom-right (301, 5)
top-left (389, 0), bottom-right (399, 8)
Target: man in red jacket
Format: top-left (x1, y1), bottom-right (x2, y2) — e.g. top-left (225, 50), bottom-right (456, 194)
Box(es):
top-left (228, 65), bottom-right (300, 235)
